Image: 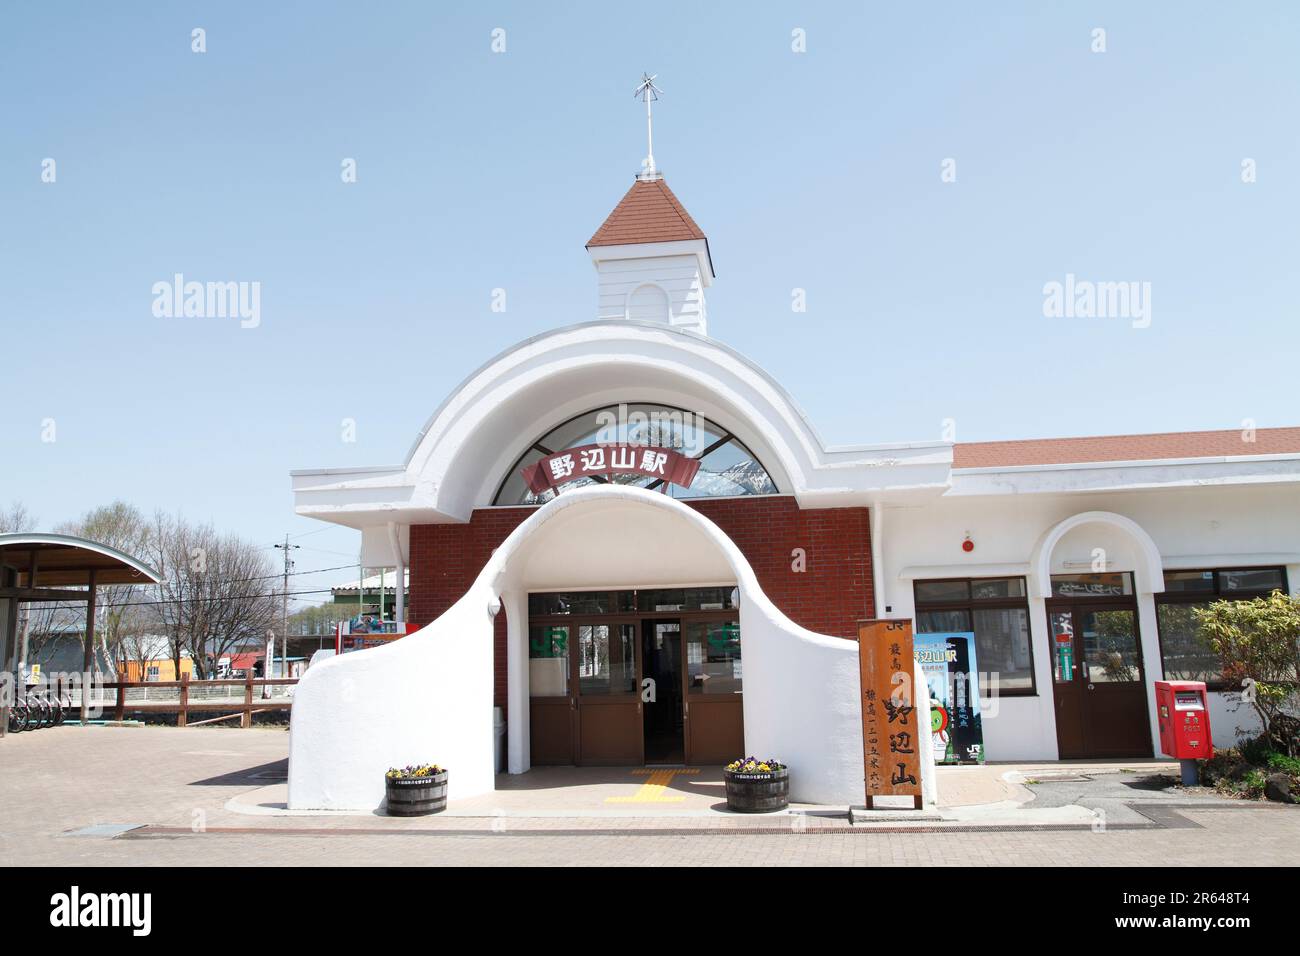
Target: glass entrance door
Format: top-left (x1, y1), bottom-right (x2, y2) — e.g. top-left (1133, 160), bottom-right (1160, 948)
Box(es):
top-left (528, 623), bottom-right (574, 765)
top-left (527, 589), bottom-right (743, 767)
top-left (683, 620), bottom-right (744, 763)
top-left (574, 623), bottom-right (642, 764)
top-left (1049, 605), bottom-right (1152, 758)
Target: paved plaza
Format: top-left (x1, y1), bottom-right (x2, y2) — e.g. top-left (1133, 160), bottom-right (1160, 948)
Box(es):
top-left (2, 725), bottom-right (1296, 866)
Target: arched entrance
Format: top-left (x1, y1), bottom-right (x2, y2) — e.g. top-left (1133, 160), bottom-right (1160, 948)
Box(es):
top-left (490, 489), bottom-right (744, 772)
top-left (289, 484), bottom-right (873, 810)
top-left (1030, 512), bottom-right (1165, 758)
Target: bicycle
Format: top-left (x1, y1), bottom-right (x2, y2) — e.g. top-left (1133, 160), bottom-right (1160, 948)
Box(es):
top-left (51, 687), bottom-right (69, 725)
top-left (22, 691), bottom-right (51, 730)
top-left (6, 696), bottom-right (30, 733)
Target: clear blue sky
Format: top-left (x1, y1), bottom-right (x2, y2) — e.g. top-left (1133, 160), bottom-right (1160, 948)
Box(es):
top-left (3, 3), bottom-right (1297, 603)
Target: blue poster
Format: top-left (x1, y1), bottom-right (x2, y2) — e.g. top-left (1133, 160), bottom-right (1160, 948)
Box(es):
top-left (914, 632), bottom-right (985, 765)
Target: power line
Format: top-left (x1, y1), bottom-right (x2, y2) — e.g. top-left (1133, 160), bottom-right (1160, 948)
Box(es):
top-left (21, 563), bottom-right (377, 610)
top-left (99, 586), bottom-right (345, 609)
top-left (48, 561), bottom-right (356, 590)
top-left (294, 545), bottom-right (361, 559)
top-left (20, 581), bottom-right (368, 611)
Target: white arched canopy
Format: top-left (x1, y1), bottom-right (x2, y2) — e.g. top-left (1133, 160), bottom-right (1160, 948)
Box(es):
top-left (290, 321), bottom-right (950, 530)
top-left (403, 322), bottom-right (817, 519)
top-left (291, 321), bottom-right (951, 569)
top-left (1028, 511), bottom-right (1166, 598)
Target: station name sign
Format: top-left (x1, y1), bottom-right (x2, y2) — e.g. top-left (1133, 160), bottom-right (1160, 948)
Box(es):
top-left (858, 618), bottom-right (924, 810)
top-left (520, 443), bottom-right (702, 495)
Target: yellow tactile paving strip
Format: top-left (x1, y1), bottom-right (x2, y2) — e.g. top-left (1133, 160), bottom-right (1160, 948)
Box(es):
top-left (604, 768), bottom-right (700, 803)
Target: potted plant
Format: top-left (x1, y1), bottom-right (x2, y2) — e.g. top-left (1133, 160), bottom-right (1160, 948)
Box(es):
top-left (384, 764), bottom-right (448, 816)
top-left (724, 757), bottom-right (789, 812)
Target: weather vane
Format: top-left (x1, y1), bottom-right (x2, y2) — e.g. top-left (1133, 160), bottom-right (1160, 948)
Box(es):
top-left (634, 72), bottom-right (663, 181)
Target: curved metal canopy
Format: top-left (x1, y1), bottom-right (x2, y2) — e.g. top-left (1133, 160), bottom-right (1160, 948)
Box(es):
top-left (0, 533), bottom-right (161, 588)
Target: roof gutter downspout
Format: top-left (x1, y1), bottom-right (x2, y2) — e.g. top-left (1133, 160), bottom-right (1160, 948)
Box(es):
top-left (386, 522), bottom-right (407, 624)
top-left (871, 501), bottom-right (886, 618)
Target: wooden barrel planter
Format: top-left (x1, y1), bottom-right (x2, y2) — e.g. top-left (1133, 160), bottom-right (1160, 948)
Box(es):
top-left (724, 767), bottom-right (790, 813)
top-left (384, 771), bottom-right (449, 817)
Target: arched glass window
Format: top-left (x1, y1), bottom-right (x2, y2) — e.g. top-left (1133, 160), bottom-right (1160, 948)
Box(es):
top-left (492, 403), bottom-right (778, 506)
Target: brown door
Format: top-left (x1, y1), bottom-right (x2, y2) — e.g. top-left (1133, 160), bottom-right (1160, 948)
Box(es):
top-left (1049, 605), bottom-right (1152, 759)
top-left (528, 623), bottom-right (574, 765)
top-left (683, 619), bottom-right (744, 764)
top-left (574, 623), bottom-right (643, 765)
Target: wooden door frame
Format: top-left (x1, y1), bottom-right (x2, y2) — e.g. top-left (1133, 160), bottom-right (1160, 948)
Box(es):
top-left (527, 622), bottom-right (576, 766)
top-left (572, 621), bottom-right (644, 766)
top-left (531, 601), bottom-right (737, 767)
top-left (640, 617), bottom-right (685, 764)
top-left (681, 617), bottom-right (743, 765)
top-left (1046, 598), bottom-right (1148, 758)
top-left (680, 618), bottom-right (692, 765)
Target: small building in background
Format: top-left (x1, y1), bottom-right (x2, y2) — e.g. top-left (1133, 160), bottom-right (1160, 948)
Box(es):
top-left (330, 569), bottom-right (409, 622)
top-left (119, 656), bottom-right (194, 682)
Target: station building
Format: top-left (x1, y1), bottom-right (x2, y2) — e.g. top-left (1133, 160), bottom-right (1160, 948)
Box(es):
top-left (286, 164), bottom-right (1300, 809)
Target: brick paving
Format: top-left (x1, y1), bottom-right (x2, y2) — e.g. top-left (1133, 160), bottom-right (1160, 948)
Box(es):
top-left (2, 726), bottom-right (1296, 866)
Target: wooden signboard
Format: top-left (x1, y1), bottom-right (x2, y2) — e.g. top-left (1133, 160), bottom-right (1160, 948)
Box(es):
top-left (858, 618), bottom-right (923, 809)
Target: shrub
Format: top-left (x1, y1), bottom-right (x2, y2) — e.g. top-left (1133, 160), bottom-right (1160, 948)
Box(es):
top-left (1266, 752), bottom-right (1300, 776)
top-left (1238, 769), bottom-right (1268, 799)
top-left (1200, 735), bottom-right (1300, 799)
top-left (1194, 591), bottom-right (1300, 757)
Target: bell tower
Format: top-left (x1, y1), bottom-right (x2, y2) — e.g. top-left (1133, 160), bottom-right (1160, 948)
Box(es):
top-left (585, 74), bottom-right (714, 335)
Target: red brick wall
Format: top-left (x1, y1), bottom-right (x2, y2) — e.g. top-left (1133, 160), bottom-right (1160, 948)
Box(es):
top-left (408, 508), bottom-right (534, 711)
top-left (408, 497), bottom-right (873, 709)
top-left (688, 497), bottom-right (874, 639)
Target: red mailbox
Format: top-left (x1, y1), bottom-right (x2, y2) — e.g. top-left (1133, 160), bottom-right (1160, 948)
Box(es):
top-left (1155, 680), bottom-right (1212, 759)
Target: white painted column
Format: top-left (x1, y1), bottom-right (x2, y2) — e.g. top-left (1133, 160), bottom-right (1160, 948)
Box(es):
top-left (1136, 590), bottom-right (1164, 754)
top-left (870, 502), bottom-right (886, 618)
top-left (386, 523), bottom-right (406, 623)
top-left (502, 589), bottom-right (530, 775)
top-left (1027, 595), bottom-right (1061, 759)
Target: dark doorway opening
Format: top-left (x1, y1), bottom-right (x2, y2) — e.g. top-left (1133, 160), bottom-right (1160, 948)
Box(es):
top-left (641, 619), bottom-right (684, 763)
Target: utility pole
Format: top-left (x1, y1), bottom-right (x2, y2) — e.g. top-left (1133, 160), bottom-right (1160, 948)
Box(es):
top-left (273, 535), bottom-right (300, 680)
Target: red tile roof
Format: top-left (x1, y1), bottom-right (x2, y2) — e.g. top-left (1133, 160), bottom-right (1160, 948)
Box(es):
top-left (587, 179), bottom-right (707, 247)
top-left (227, 652), bottom-right (262, 671)
top-left (953, 427), bottom-right (1300, 469)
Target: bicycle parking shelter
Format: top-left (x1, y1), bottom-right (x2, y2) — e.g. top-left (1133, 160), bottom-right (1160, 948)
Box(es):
top-left (0, 532), bottom-right (161, 735)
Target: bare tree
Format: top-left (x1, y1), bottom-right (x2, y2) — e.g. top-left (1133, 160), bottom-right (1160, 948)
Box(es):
top-left (55, 501), bottom-right (152, 676)
top-left (0, 501), bottom-right (37, 533)
top-left (150, 513), bottom-right (279, 679)
top-left (287, 602), bottom-right (354, 638)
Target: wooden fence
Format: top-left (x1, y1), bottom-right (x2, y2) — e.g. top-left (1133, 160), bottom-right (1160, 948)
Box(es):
top-left (98, 673), bottom-right (299, 727)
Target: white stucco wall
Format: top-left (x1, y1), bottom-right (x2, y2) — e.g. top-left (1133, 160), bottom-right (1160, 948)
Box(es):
top-left (883, 483), bottom-right (1299, 759)
top-left (289, 485), bottom-right (927, 810)
top-left (287, 586), bottom-right (497, 810)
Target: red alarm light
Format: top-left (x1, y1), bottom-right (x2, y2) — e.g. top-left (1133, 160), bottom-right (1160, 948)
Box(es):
top-left (962, 537), bottom-right (974, 553)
